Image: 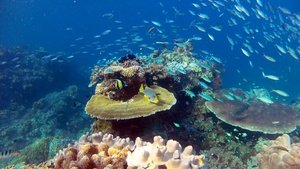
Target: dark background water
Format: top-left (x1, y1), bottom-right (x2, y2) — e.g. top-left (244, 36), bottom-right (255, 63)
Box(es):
top-left (0, 0), bottom-right (299, 101)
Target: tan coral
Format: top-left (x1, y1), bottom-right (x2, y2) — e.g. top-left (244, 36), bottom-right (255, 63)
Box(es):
top-left (54, 132), bottom-right (132, 169)
top-left (257, 134), bottom-right (300, 169)
top-left (85, 85), bottom-right (177, 120)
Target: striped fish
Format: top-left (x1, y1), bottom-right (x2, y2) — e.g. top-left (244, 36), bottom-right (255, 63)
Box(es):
top-left (0, 150), bottom-right (19, 160)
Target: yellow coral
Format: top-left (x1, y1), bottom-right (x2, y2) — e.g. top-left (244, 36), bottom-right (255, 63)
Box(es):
top-left (108, 147), bottom-right (129, 158)
top-left (85, 85), bottom-right (177, 120)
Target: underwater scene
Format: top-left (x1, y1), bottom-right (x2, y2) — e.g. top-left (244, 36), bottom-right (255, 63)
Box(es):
top-left (0, 0), bottom-right (300, 168)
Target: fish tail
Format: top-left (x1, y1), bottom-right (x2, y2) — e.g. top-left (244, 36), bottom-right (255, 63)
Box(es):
top-left (262, 71), bottom-right (266, 77)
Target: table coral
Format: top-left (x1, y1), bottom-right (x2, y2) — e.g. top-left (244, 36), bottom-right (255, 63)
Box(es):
top-left (205, 99), bottom-right (297, 134)
top-left (257, 134), bottom-right (300, 169)
top-left (85, 85), bottom-right (177, 120)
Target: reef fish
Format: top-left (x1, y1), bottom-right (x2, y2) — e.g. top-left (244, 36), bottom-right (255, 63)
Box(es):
top-left (199, 92), bottom-right (213, 101)
top-left (139, 84), bottom-right (159, 104)
top-left (0, 150), bottom-right (19, 160)
top-left (115, 79), bottom-right (126, 90)
top-left (262, 72), bottom-right (279, 81)
top-left (183, 89), bottom-right (196, 98)
top-left (257, 96), bottom-right (273, 104)
top-left (272, 89), bottom-right (289, 97)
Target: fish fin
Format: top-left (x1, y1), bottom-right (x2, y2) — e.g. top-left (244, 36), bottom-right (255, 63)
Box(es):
top-left (139, 84), bottom-right (145, 93)
top-left (152, 97), bottom-right (159, 104)
top-left (262, 72), bottom-right (265, 77)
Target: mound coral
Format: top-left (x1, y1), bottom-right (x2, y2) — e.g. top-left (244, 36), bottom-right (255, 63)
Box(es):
top-left (257, 134), bottom-right (300, 169)
top-left (53, 132), bottom-right (205, 169)
top-left (205, 99), bottom-right (297, 134)
top-left (85, 85), bottom-right (177, 120)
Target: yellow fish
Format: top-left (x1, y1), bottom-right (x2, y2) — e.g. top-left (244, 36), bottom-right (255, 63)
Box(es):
top-left (115, 79), bottom-right (125, 90)
top-left (139, 84), bottom-right (159, 103)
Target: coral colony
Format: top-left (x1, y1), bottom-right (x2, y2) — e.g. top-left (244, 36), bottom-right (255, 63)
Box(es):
top-left (2, 43), bottom-right (300, 169)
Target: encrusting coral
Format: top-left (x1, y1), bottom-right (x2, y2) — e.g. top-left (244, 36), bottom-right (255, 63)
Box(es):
top-left (85, 85), bottom-right (177, 120)
top-left (256, 134), bottom-right (300, 169)
top-left (52, 132), bottom-right (205, 169)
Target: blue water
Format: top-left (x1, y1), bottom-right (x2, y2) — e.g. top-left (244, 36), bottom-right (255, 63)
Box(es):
top-left (1, 0), bottom-right (299, 101)
top-left (0, 0), bottom-right (299, 166)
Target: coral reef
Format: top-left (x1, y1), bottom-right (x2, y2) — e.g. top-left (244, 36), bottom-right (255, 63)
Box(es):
top-left (53, 132), bottom-right (205, 169)
top-left (86, 42), bottom-right (220, 122)
top-left (257, 134), bottom-right (300, 169)
top-left (0, 85), bottom-right (91, 169)
top-left (206, 99), bottom-right (297, 134)
top-left (54, 132), bottom-right (130, 169)
top-left (18, 137), bottom-right (52, 164)
top-left (85, 85), bottom-right (176, 120)
top-left (127, 136), bottom-right (205, 168)
top-left (0, 47), bottom-right (82, 109)
top-left (205, 88), bottom-right (298, 134)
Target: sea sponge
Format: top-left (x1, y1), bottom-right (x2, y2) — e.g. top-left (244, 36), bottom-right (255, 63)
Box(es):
top-left (85, 85), bottom-right (177, 120)
top-left (257, 134), bottom-right (300, 169)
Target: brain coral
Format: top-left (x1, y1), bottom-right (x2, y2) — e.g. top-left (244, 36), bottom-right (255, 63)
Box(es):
top-left (257, 134), bottom-right (300, 169)
top-left (85, 85), bottom-right (177, 120)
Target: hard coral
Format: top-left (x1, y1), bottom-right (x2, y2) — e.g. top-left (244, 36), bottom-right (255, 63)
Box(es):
top-left (257, 134), bottom-right (300, 169)
top-left (205, 99), bottom-right (297, 134)
top-left (54, 132), bottom-right (131, 169)
top-left (53, 132), bottom-right (205, 169)
top-left (85, 85), bottom-right (177, 120)
top-left (127, 136), bottom-right (205, 169)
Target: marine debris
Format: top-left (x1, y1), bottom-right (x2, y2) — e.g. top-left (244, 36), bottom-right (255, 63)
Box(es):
top-left (257, 134), bottom-right (300, 169)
